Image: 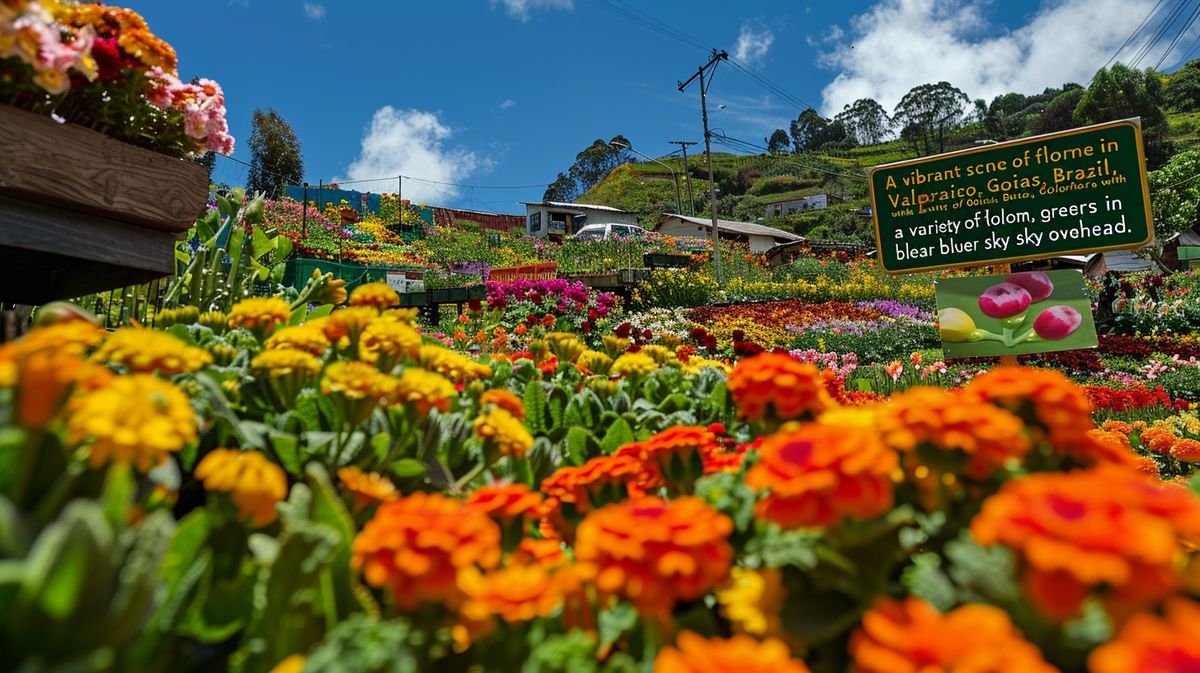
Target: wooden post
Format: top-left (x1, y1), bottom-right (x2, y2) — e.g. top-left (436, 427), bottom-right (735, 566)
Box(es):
top-left (996, 262), bottom-right (1019, 367)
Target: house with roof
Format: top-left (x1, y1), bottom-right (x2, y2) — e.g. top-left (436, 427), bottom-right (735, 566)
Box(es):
top-left (524, 201), bottom-right (639, 238)
top-left (763, 193), bottom-right (830, 219)
top-left (655, 213), bottom-right (802, 253)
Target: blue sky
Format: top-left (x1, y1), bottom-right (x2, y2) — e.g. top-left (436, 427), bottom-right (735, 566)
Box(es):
top-left (134, 0), bottom-right (1178, 212)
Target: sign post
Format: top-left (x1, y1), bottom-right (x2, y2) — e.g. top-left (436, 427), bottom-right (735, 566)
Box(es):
top-left (869, 119), bottom-right (1153, 274)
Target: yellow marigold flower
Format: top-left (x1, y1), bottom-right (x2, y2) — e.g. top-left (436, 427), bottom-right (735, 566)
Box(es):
top-left (577, 349), bottom-right (613, 375)
top-left (349, 281), bottom-right (400, 309)
top-left (251, 348), bottom-right (322, 405)
top-left (381, 307), bottom-right (420, 324)
top-left (194, 449), bottom-right (288, 527)
top-left (321, 361), bottom-right (389, 425)
top-left (67, 374), bottom-right (197, 472)
top-left (198, 311), bottom-right (227, 333)
top-left (265, 323), bottom-right (330, 356)
top-left (655, 632), bottom-right (811, 673)
top-left (601, 335), bottom-right (630, 358)
top-left (481, 389), bottom-right (525, 420)
top-left (544, 332), bottom-right (586, 363)
top-left (227, 297), bottom-right (291, 337)
top-left (359, 319), bottom-right (422, 370)
top-left (90, 327), bottom-right (212, 375)
top-left (611, 351), bottom-right (658, 378)
top-left (337, 466), bottom-right (398, 511)
top-left (638, 344), bottom-right (677, 366)
top-left (382, 367), bottom-right (456, 417)
top-left (323, 306), bottom-right (379, 349)
top-left (474, 406), bottom-right (533, 459)
top-left (0, 321), bottom-right (107, 428)
top-left (717, 567), bottom-right (788, 639)
top-left (419, 344), bottom-right (492, 383)
top-left (681, 356), bottom-right (730, 375)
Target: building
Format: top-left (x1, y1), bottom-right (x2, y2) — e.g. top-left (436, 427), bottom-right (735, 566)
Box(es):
top-left (432, 206), bottom-right (524, 233)
top-left (524, 201), bottom-right (639, 238)
top-left (763, 194), bottom-right (829, 219)
top-left (655, 213), bottom-right (802, 253)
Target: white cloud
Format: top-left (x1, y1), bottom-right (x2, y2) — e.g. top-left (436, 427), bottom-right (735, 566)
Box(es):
top-left (499, 98), bottom-right (517, 110)
top-left (818, 0), bottom-right (1164, 116)
top-left (733, 22), bottom-right (775, 64)
top-left (341, 107), bottom-right (482, 203)
top-left (491, 0), bottom-right (572, 22)
top-left (302, 2), bottom-right (325, 20)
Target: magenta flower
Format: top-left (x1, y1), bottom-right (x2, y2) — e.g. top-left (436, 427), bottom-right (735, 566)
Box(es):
top-left (978, 282), bottom-right (1031, 319)
top-left (1033, 305), bottom-right (1082, 340)
top-left (1004, 271), bottom-right (1054, 303)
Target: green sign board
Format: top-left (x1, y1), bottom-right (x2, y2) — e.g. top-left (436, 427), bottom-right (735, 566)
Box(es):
top-left (869, 120), bottom-right (1154, 274)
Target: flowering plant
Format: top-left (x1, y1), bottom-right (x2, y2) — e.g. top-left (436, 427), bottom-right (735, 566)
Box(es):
top-left (0, 2), bottom-right (233, 157)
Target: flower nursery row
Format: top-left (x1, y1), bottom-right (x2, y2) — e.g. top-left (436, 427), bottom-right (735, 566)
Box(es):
top-left (3, 272), bottom-right (1200, 673)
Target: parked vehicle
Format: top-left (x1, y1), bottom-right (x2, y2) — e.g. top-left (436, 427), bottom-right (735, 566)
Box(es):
top-left (572, 222), bottom-right (649, 241)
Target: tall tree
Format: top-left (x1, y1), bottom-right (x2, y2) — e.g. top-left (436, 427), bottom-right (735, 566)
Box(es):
top-left (246, 108), bottom-right (304, 197)
top-left (765, 129), bottom-right (791, 153)
top-left (542, 136), bottom-right (633, 202)
top-left (834, 98), bottom-right (890, 145)
top-left (892, 82), bottom-right (970, 155)
top-left (1031, 87), bottom-right (1085, 134)
top-left (1073, 63), bottom-right (1167, 137)
top-left (1164, 60), bottom-right (1200, 112)
top-left (789, 108), bottom-right (829, 152)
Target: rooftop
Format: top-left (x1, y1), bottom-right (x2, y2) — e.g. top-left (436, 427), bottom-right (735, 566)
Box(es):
top-left (524, 201), bottom-right (629, 213)
top-left (658, 213), bottom-right (803, 241)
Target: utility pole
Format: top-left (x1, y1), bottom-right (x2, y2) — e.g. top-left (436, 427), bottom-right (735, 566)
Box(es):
top-left (679, 49), bottom-right (728, 284)
top-left (668, 140), bottom-right (697, 216)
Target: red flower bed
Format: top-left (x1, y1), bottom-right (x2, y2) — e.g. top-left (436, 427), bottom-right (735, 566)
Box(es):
top-left (1084, 384), bottom-right (1189, 412)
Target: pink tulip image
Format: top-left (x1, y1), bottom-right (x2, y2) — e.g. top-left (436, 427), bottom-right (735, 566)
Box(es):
top-left (1033, 305), bottom-right (1082, 340)
top-left (1004, 271), bottom-right (1054, 302)
top-left (978, 282), bottom-right (1031, 319)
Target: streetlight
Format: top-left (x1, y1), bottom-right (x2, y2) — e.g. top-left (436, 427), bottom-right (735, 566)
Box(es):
top-left (609, 139), bottom-right (683, 216)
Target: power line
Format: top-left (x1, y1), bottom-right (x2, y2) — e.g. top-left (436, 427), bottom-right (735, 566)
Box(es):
top-left (1130, 0), bottom-right (1194, 68)
top-left (1105, 0), bottom-right (1172, 68)
top-left (215, 153), bottom-right (549, 191)
top-left (1155, 0), bottom-right (1200, 69)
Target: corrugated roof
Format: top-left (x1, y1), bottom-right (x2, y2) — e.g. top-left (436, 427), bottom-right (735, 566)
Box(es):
top-left (1100, 250), bottom-right (1153, 272)
top-left (1177, 228), bottom-right (1200, 246)
top-left (657, 213), bottom-right (803, 241)
top-left (524, 201), bottom-right (629, 213)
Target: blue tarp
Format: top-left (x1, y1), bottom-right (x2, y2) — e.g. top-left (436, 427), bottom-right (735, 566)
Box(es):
top-left (281, 184), bottom-right (434, 225)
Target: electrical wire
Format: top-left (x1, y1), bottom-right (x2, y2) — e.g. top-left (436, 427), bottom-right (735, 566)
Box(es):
top-left (1105, 0), bottom-right (1172, 68)
top-left (1155, 0), bottom-right (1200, 69)
top-left (1130, 0), bottom-right (1194, 68)
top-left (216, 153), bottom-right (549, 191)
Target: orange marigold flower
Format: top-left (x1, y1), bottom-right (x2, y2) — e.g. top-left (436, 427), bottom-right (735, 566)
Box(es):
top-left (619, 425), bottom-right (719, 490)
top-left (850, 597), bottom-right (1059, 673)
top-left (227, 297), bottom-right (291, 337)
top-left (481, 389), bottom-right (525, 420)
top-left (322, 306), bottom-right (378, 347)
top-left (351, 492), bottom-right (501, 611)
top-left (728, 352), bottom-right (835, 423)
top-left (1140, 427), bottom-right (1178, 455)
top-left (466, 483), bottom-right (543, 523)
top-left (459, 561), bottom-right (566, 624)
top-left (970, 466), bottom-right (1200, 621)
top-left (541, 453), bottom-right (660, 518)
top-left (880, 386), bottom-right (1030, 480)
top-left (1089, 598), bottom-right (1200, 673)
top-left (349, 281), bottom-right (400, 310)
top-left (574, 496), bottom-right (733, 617)
top-left (745, 424), bottom-right (896, 529)
top-left (336, 465), bottom-right (398, 511)
top-left (320, 361), bottom-right (389, 425)
top-left (1172, 437), bottom-right (1200, 462)
top-left (0, 322), bottom-right (107, 428)
top-left (1101, 420), bottom-right (1135, 435)
top-left (512, 538), bottom-right (567, 567)
top-left (655, 632), bottom-right (811, 673)
top-left (194, 449), bottom-right (289, 527)
top-left (963, 366), bottom-right (1095, 456)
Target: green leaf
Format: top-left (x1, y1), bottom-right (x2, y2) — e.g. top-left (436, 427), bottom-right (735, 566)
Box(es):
top-left (524, 380), bottom-right (548, 436)
top-left (600, 418), bottom-right (635, 453)
top-left (306, 303), bottom-right (334, 321)
top-left (100, 463), bottom-right (136, 530)
top-left (390, 459), bottom-right (427, 479)
top-left (598, 602), bottom-right (637, 649)
top-left (901, 553), bottom-right (957, 611)
top-left (271, 433), bottom-right (303, 477)
top-left (565, 427), bottom-right (591, 466)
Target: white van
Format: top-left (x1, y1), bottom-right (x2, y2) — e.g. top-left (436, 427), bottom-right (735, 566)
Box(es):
top-left (572, 223), bottom-right (649, 241)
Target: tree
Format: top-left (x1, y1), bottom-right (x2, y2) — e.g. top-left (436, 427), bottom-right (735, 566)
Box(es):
top-left (1165, 61), bottom-right (1200, 112)
top-left (765, 129), bottom-right (791, 153)
top-left (1073, 63), bottom-right (1167, 137)
top-left (1148, 146), bottom-right (1200, 240)
top-left (892, 82), bottom-right (970, 155)
top-left (834, 98), bottom-right (890, 145)
top-left (542, 136), bottom-right (634, 202)
top-left (789, 108), bottom-right (830, 152)
top-left (247, 108), bottom-right (303, 197)
top-left (1031, 87), bottom-right (1085, 134)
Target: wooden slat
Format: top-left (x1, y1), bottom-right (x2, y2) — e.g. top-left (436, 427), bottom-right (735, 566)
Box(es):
top-left (0, 195), bottom-right (175, 304)
top-left (0, 104), bottom-right (209, 232)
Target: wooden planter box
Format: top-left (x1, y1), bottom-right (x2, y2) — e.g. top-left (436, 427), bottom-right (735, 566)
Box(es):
top-left (0, 105), bottom-right (209, 304)
top-left (643, 253), bottom-right (692, 269)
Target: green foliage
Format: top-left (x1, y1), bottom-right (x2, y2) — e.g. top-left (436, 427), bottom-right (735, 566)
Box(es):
top-left (893, 82), bottom-right (971, 155)
top-left (247, 108), bottom-right (304, 197)
top-left (1148, 146), bottom-right (1200, 239)
top-left (1165, 61), bottom-right (1200, 112)
top-left (1074, 64), bottom-right (1167, 139)
top-left (544, 135), bottom-right (634, 202)
top-left (302, 614), bottom-right (421, 673)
